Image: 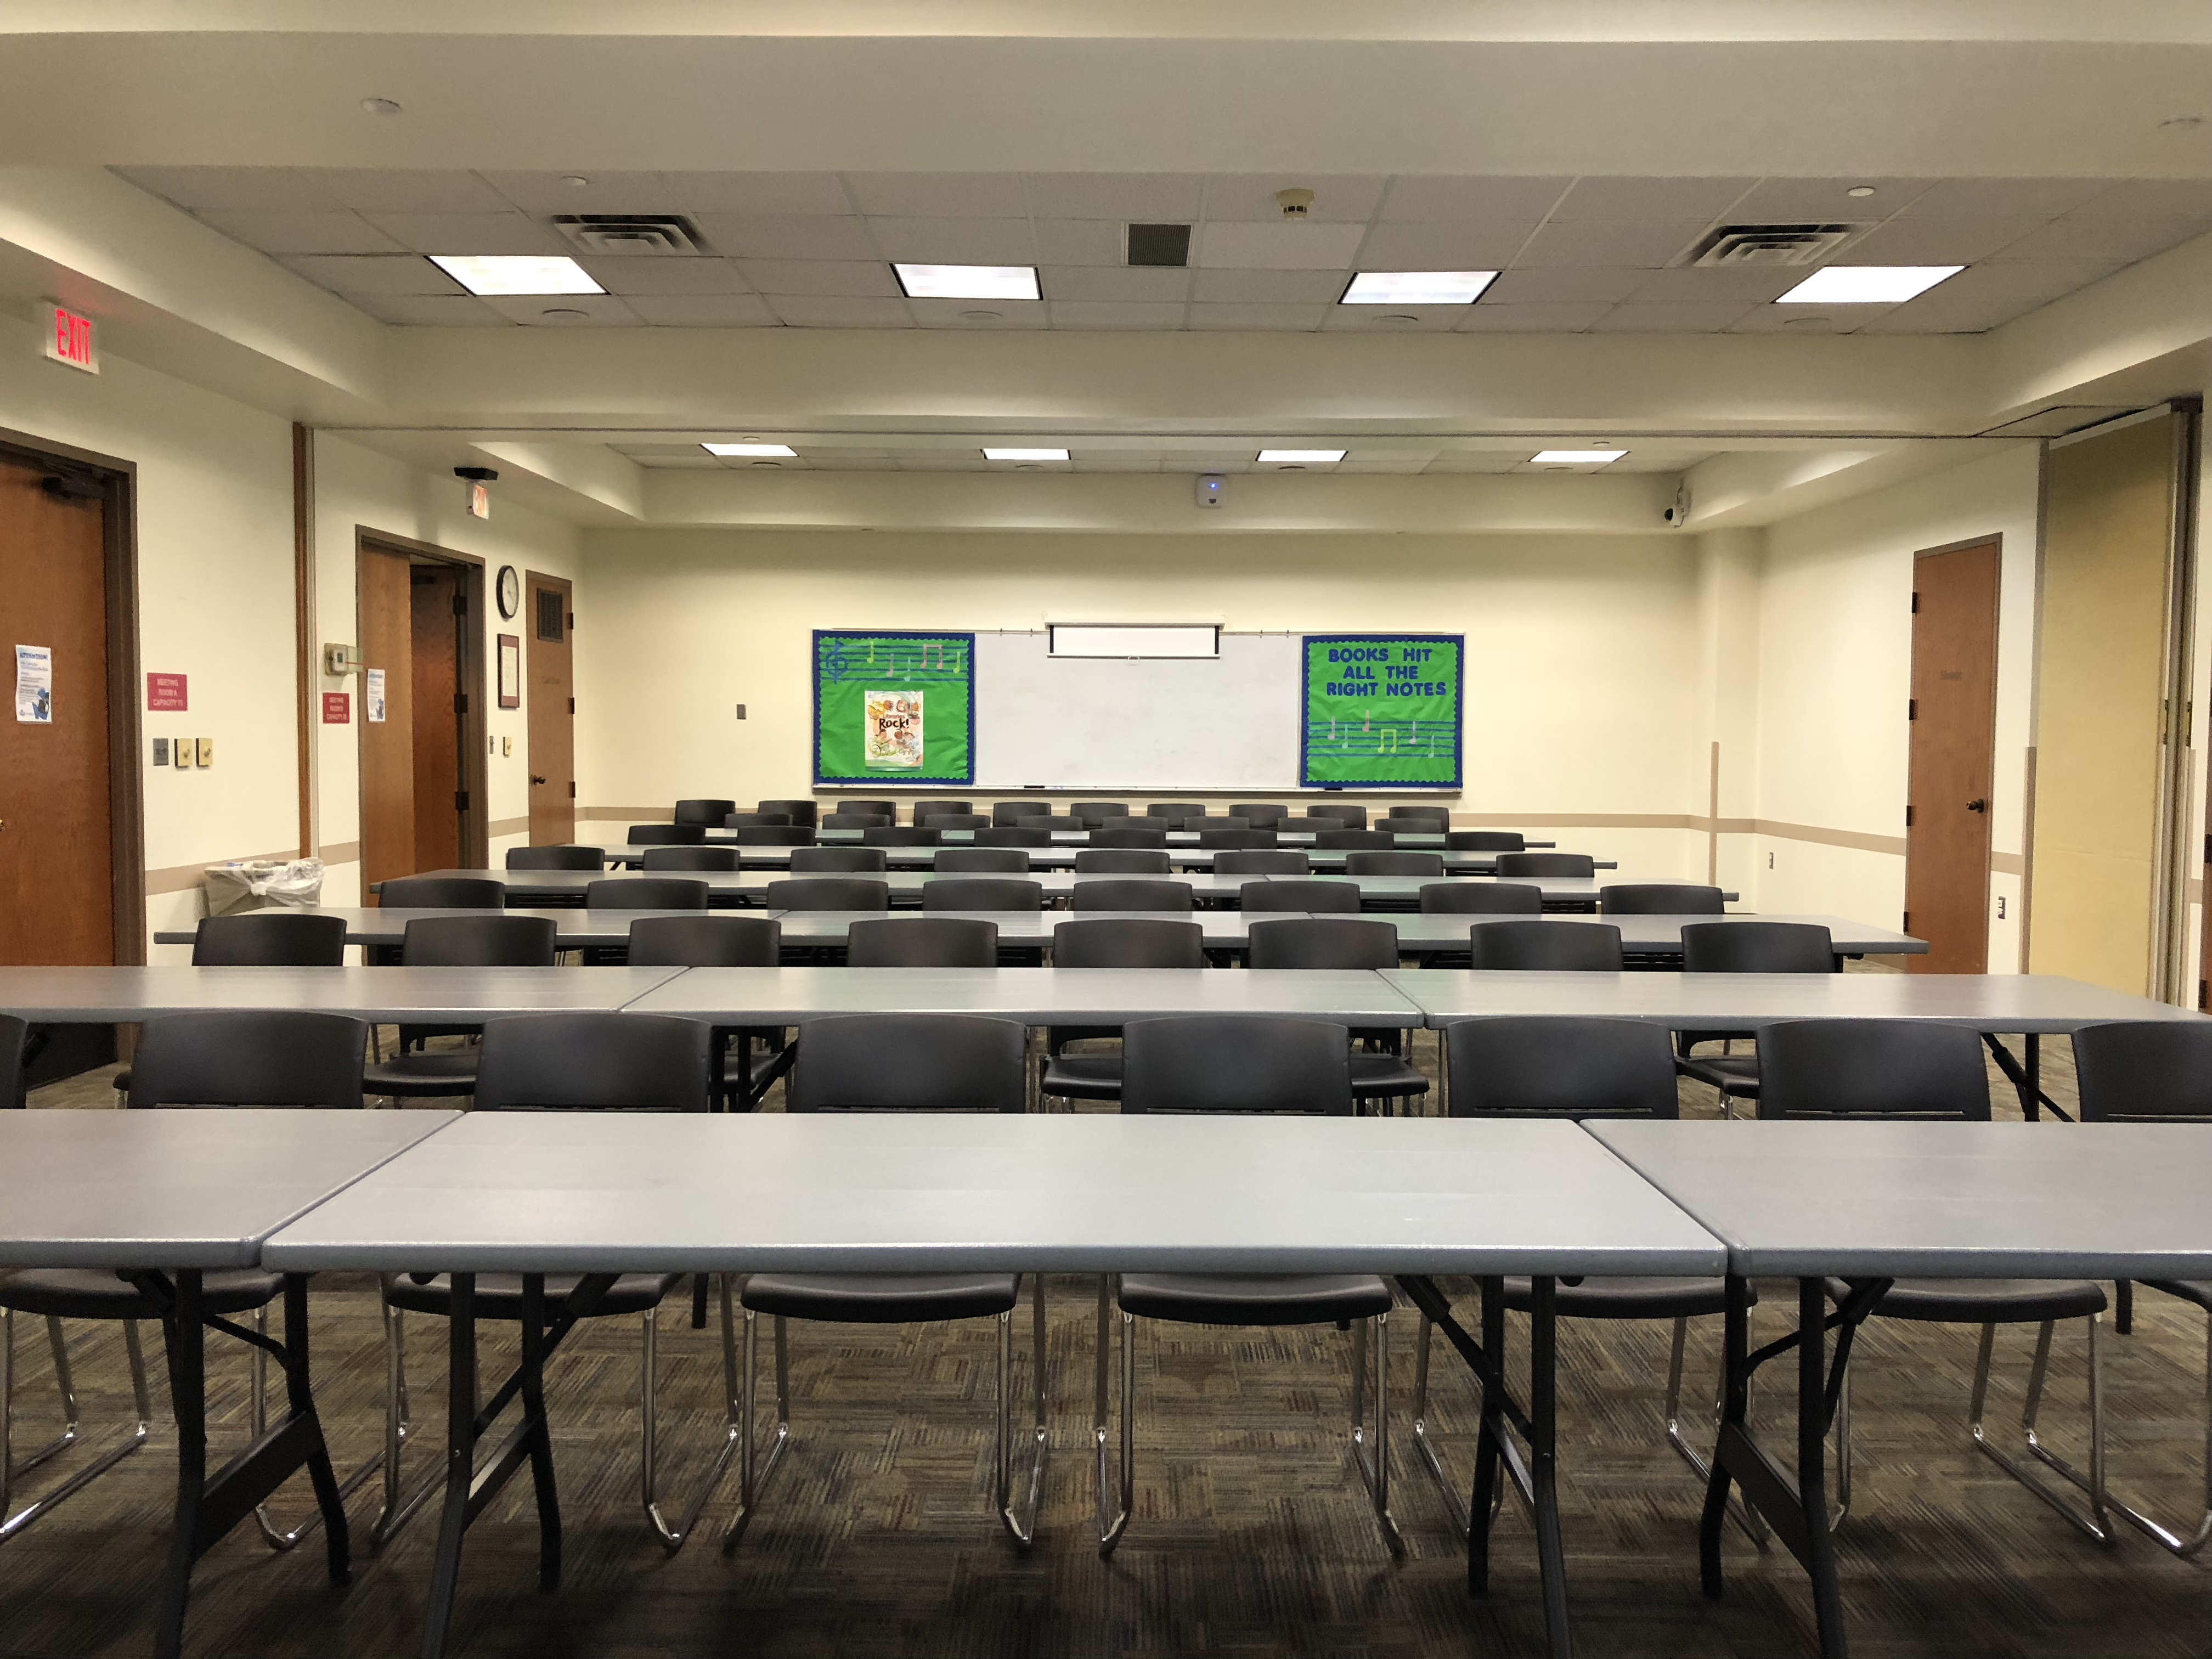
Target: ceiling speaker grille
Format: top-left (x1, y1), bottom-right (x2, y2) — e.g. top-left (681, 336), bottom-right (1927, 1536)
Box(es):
top-left (1683, 223), bottom-right (1867, 268)
top-left (551, 215), bottom-right (708, 256)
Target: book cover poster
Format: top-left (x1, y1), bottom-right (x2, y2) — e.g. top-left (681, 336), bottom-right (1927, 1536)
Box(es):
top-left (863, 690), bottom-right (925, 769)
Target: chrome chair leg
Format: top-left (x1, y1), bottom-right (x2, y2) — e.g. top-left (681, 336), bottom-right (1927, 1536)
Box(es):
top-left (1, 1312), bottom-right (153, 1544)
top-left (1092, 1277), bottom-right (1132, 1556)
top-left (1348, 1312), bottom-right (1404, 1555)
top-left (720, 1306), bottom-right (791, 1551)
top-left (2102, 1305), bottom-right (2212, 1556)
top-left (1408, 1311), bottom-right (1475, 1541)
top-left (1664, 1314), bottom-right (1769, 1545)
top-left (372, 1296), bottom-right (441, 1545)
top-left (642, 1276), bottom-right (742, 1551)
top-left (1966, 1316), bottom-right (2111, 1544)
top-left (997, 1276), bottom-right (1048, 1549)
top-left (247, 1297), bottom-right (386, 1550)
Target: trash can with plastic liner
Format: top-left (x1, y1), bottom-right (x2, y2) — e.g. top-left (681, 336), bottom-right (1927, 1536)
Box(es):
top-left (202, 857), bottom-right (325, 917)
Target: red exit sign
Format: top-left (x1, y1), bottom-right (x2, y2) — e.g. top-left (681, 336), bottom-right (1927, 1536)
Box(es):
top-left (41, 301), bottom-right (97, 374)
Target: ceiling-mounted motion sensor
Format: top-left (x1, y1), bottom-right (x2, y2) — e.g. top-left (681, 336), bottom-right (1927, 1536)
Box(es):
top-left (1196, 474), bottom-right (1227, 509)
top-left (1276, 188), bottom-right (1315, 218)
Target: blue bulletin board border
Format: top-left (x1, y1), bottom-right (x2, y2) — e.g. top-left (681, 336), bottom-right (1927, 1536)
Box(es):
top-left (812, 629), bottom-right (978, 786)
top-left (1298, 634), bottom-right (1464, 789)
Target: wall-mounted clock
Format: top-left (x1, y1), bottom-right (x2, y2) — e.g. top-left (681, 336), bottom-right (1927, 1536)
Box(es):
top-left (495, 564), bottom-right (521, 619)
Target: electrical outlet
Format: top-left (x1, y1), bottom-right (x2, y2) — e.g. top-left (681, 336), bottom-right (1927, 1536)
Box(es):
top-left (1997, 895), bottom-right (2007, 919)
top-left (1767, 850), bottom-right (1774, 869)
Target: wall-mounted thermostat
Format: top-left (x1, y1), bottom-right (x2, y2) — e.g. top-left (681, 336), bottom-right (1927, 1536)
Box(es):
top-left (324, 644), bottom-right (363, 676)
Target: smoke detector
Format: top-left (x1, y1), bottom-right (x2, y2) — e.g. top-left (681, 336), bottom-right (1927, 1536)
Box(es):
top-left (1276, 188), bottom-right (1316, 219)
top-left (550, 215), bottom-right (709, 256)
top-left (1683, 223), bottom-right (1867, 268)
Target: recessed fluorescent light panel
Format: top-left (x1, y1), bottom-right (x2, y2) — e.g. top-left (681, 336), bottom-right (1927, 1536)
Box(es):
top-left (1049, 624), bottom-right (1220, 659)
top-left (1341, 270), bottom-right (1498, 305)
top-left (893, 264), bottom-right (1041, 301)
top-left (1531, 449), bottom-right (1628, 465)
top-left (1775, 265), bottom-right (1963, 304)
top-left (429, 255), bottom-right (604, 296)
top-left (982, 448), bottom-right (1069, 462)
top-left (1257, 449), bottom-right (1347, 465)
top-left (702, 443), bottom-right (797, 458)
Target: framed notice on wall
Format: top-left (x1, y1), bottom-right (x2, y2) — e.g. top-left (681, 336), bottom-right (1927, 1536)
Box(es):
top-left (813, 630), bottom-right (975, 785)
top-left (1299, 634), bottom-right (1463, 788)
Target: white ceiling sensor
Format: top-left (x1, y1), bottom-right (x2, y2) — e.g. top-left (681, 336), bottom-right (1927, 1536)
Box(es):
top-left (703, 443), bottom-right (797, 457)
top-left (1258, 449), bottom-right (1346, 465)
top-left (1341, 270), bottom-right (1498, 305)
top-left (983, 448), bottom-right (1069, 461)
top-left (1531, 449), bottom-right (1628, 465)
top-left (893, 264), bottom-right (1041, 301)
top-left (1776, 265), bottom-right (1963, 304)
top-left (430, 255), bottom-right (603, 296)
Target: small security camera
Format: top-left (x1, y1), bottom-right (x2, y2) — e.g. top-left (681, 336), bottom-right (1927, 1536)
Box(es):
top-left (1663, 483), bottom-right (1691, 527)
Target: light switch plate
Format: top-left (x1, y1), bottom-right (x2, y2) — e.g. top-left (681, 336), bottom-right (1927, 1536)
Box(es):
top-left (174, 740), bottom-right (193, 769)
top-left (195, 738), bottom-right (214, 767)
top-left (501, 736), bottom-right (512, 757)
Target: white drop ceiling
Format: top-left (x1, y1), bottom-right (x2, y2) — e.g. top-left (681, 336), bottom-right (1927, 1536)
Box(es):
top-left (600, 435), bottom-right (1718, 475)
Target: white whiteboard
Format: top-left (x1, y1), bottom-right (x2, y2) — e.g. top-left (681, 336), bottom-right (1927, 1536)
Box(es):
top-left (972, 631), bottom-right (1300, 790)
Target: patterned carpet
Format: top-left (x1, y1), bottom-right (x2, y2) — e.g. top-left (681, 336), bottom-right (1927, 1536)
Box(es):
top-left (5, 1028), bottom-right (2211, 1659)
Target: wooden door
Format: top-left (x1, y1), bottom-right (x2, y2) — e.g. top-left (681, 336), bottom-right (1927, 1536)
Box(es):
top-left (526, 573), bottom-right (575, 844)
top-left (1903, 539), bottom-right (2000, 973)
top-left (0, 455), bottom-right (114, 963)
top-left (409, 565), bottom-right (463, 872)
top-left (358, 545), bottom-right (416, 894)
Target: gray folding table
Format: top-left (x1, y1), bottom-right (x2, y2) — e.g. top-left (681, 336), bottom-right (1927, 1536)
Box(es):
top-left (377, 868), bottom-right (758, 907)
top-left (152, 909), bottom-right (734, 954)
top-left (1382, 913), bottom-right (1928, 961)
top-left (1586, 1118), bottom-right (2212, 1659)
top-left (1286, 873), bottom-right (1715, 911)
top-left (0, 965), bottom-right (685, 1023)
top-left (0, 1108), bottom-right (458, 1659)
top-left (264, 1111), bottom-right (1723, 1659)
top-left (768, 909), bottom-right (1272, 951)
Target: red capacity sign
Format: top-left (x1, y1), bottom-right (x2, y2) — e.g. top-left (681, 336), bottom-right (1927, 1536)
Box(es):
top-left (145, 672), bottom-right (187, 712)
top-left (321, 692), bottom-right (352, 725)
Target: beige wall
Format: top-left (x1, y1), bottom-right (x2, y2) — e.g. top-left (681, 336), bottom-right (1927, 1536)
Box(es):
top-left (575, 527), bottom-right (1713, 878)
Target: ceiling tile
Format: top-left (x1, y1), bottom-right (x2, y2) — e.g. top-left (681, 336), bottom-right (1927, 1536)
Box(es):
top-left (1895, 178), bottom-right (2112, 219)
top-left (1031, 218), bottom-right (1126, 266)
top-left (624, 294), bottom-right (780, 326)
top-left (198, 211), bottom-right (402, 255)
top-left (1189, 268), bottom-right (1346, 303)
top-left (1422, 453), bottom-right (1521, 473)
top-left (738, 259), bottom-right (901, 297)
top-left (360, 211), bottom-right (563, 256)
top-left (1335, 456), bottom-right (1436, 473)
top-left (1513, 219), bottom-right (1711, 269)
top-left (1480, 267), bottom-right (1647, 304)
top-left (1070, 453), bottom-right (1164, 471)
top-left (1185, 302), bottom-right (1329, 330)
top-left (1548, 178), bottom-right (1756, 221)
top-left (688, 214), bottom-right (877, 260)
top-left (1023, 173), bottom-right (1204, 221)
top-left (1193, 221), bottom-right (1367, 270)
top-left (895, 452), bottom-right (990, 470)
top-left (1588, 302), bottom-right (1762, 332)
top-left (1728, 305), bottom-right (1894, 334)
top-left (1455, 302), bottom-right (1612, 331)
top-left (280, 254), bottom-right (461, 296)
top-left (481, 171), bottom-right (682, 213)
top-left (1353, 221), bottom-right (1537, 268)
top-left (1040, 265), bottom-right (1190, 302)
top-left (666, 173), bottom-right (854, 215)
top-left (1721, 177), bottom-right (1934, 220)
top-left (1203, 175), bottom-right (1386, 222)
top-left (1625, 267), bottom-right (1801, 304)
top-left (314, 170), bottom-right (514, 213)
top-left (574, 257), bottom-right (755, 296)
top-left (1838, 215), bottom-right (2057, 264)
top-left (342, 294), bottom-right (510, 326)
top-left (1861, 261), bottom-right (2123, 332)
top-left (843, 173), bottom-right (1029, 217)
top-left (478, 294), bottom-right (644, 326)
top-left (766, 295), bottom-right (914, 327)
top-left (1377, 177), bottom-right (1572, 222)
top-left (906, 298), bottom-right (1048, 329)
top-left (1320, 306), bottom-right (1468, 332)
top-left (117, 166), bottom-right (337, 212)
top-left (2072, 179), bottom-right (2212, 218)
top-left (1982, 215), bottom-right (2209, 265)
top-left (868, 216), bottom-right (1037, 264)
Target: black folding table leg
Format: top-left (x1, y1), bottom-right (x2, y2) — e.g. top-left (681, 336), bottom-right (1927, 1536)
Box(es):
top-left (422, 1273), bottom-right (478, 1659)
top-left (281, 1273), bottom-right (352, 1584)
top-left (1699, 1274), bottom-right (1750, 1596)
top-left (1466, 1276), bottom-right (1504, 1597)
top-left (518, 1274), bottom-right (561, 1593)
top-left (1797, 1278), bottom-right (1849, 1658)
top-left (153, 1269), bottom-right (206, 1659)
top-left (1526, 1276), bottom-right (1572, 1658)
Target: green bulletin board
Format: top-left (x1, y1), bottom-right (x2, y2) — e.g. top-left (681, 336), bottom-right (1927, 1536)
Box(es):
top-left (813, 630), bottom-right (975, 785)
top-left (1300, 635), bottom-right (1463, 787)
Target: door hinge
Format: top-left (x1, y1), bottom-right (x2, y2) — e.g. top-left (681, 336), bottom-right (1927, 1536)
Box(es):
top-left (568, 612), bottom-right (575, 630)
top-left (453, 591), bottom-right (467, 616)
top-left (2203, 832), bottom-right (2211, 865)
top-left (568, 697), bottom-right (575, 715)
top-left (1908, 698), bottom-right (1917, 720)
top-left (453, 692), bottom-right (467, 714)
top-left (567, 781), bottom-right (576, 799)
top-left (1905, 805), bottom-right (1915, 827)
top-left (1903, 911), bottom-right (1911, 932)
top-left (1910, 591), bottom-right (1919, 613)
top-left (454, 791), bottom-right (470, 812)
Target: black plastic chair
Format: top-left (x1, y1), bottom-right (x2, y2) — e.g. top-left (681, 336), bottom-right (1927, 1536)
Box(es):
top-left (864, 826), bottom-right (941, 848)
top-left (377, 1013), bottom-right (731, 1551)
top-left (1602, 884), bottom-right (1725, 915)
top-left (789, 845), bottom-right (888, 873)
top-left (588, 878), bottom-right (710, 910)
top-left (506, 845), bottom-right (606, 871)
top-left (1497, 852), bottom-right (1594, 878)
top-left (975, 826), bottom-right (1052, 848)
top-left (1446, 831), bottom-right (1526, 852)
top-left (1239, 879), bottom-right (1361, 914)
top-left (1762, 1018), bottom-right (2109, 1539)
top-left (1071, 879), bottom-right (1192, 912)
top-left (1309, 803), bottom-right (1368, 828)
top-left (757, 800), bottom-right (818, 828)
top-left (1145, 802), bottom-right (1204, 823)
top-left (1040, 919), bottom-right (1205, 1108)
top-left (819, 812), bottom-right (891, 831)
top-left (727, 1014), bottom-right (1042, 1550)
top-left (642, 846), bottom-right (741, 873)
top-left (1381, 806), bottom-right (1449, 827)
top-left (2, 1012), bottom-right (21, 1110)
top-left (1070, 802), bottom-right (1128, 828)
top-left (936, 847), bottom-right (1029, 873)
top-left (1674, 922), bottom-right (1836, 1114)
top-left (842, 800), bottom-right (899, 821)
top-left (765, 878), bottom-right (891, 912)
top-left (1421, 882), bottom-right (1542, 913)
top-left (626, 916), bottom-right (789, 1108)
top-left (1097, 1015), bottom-right (1395, 1555)
top-left (923, 878), bottom-right (1043, 912)
top-left (723, 812), bottom-right (789, 830)
top-left (629, 823), bottom-right (708, 846)
top-left (190, 911), bottom-right (348, 965)
top-left (674, 799), bottom-right (738, 827)
top-left (733, 826), bottom-right (814, 847)
top-left (912, 800), bottom-right (975, 824)
top-left (362, 916), bottom-right (558, 1102)
top-left (1467, 920), bottom-right (1622, 970)
top-left (847, 917), bottom-right (998, 967)
top-left (1088, 825), bottom-right (1167, 849)
top-left (918, 814), bottom-right (990, 831)
top-left (1417, 1016), bottom-right (1760, 1543)
top-left (1346, 851), bottom-right (1443, 877)
top-left (3, 1011), bottom-right (370, 1549)
top-left (992, 802), bottom-right (1053, 826)
top-left (1317, 830), bottom-right (1393, 850)
top-left (1216, 849), bottom-right (1310, 876)
top-left (2073, 1021), bottom-right (2212, 1555)
top-left (377, 876), bottom-right (506, 910)
top-left (1075, 849), bottom-right (1170, 874)
top-left (1228, 804), bottom-right (1288, 830)
top-left (1197, 828), bottom-right (1276, 849)
top-left (1248, 918), bottom-right (1426, 1113)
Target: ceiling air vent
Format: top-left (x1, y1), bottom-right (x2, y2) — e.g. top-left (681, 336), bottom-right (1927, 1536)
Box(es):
top-left (1683, 223), bottom-right (1868, 268)
top-left (550, 215), bottom-right (709, 256)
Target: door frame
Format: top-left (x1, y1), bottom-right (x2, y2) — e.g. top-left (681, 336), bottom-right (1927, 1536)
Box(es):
top-left (523, 569), bottom-right (575, 845)
top-left (353, 528), bottom-right (489, 871)
top-left (0, 422), bottom-right (145, 966)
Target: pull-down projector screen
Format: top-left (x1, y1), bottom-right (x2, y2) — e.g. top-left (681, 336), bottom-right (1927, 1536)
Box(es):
top-left (1047, 624), bottom-right (1220, 658)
